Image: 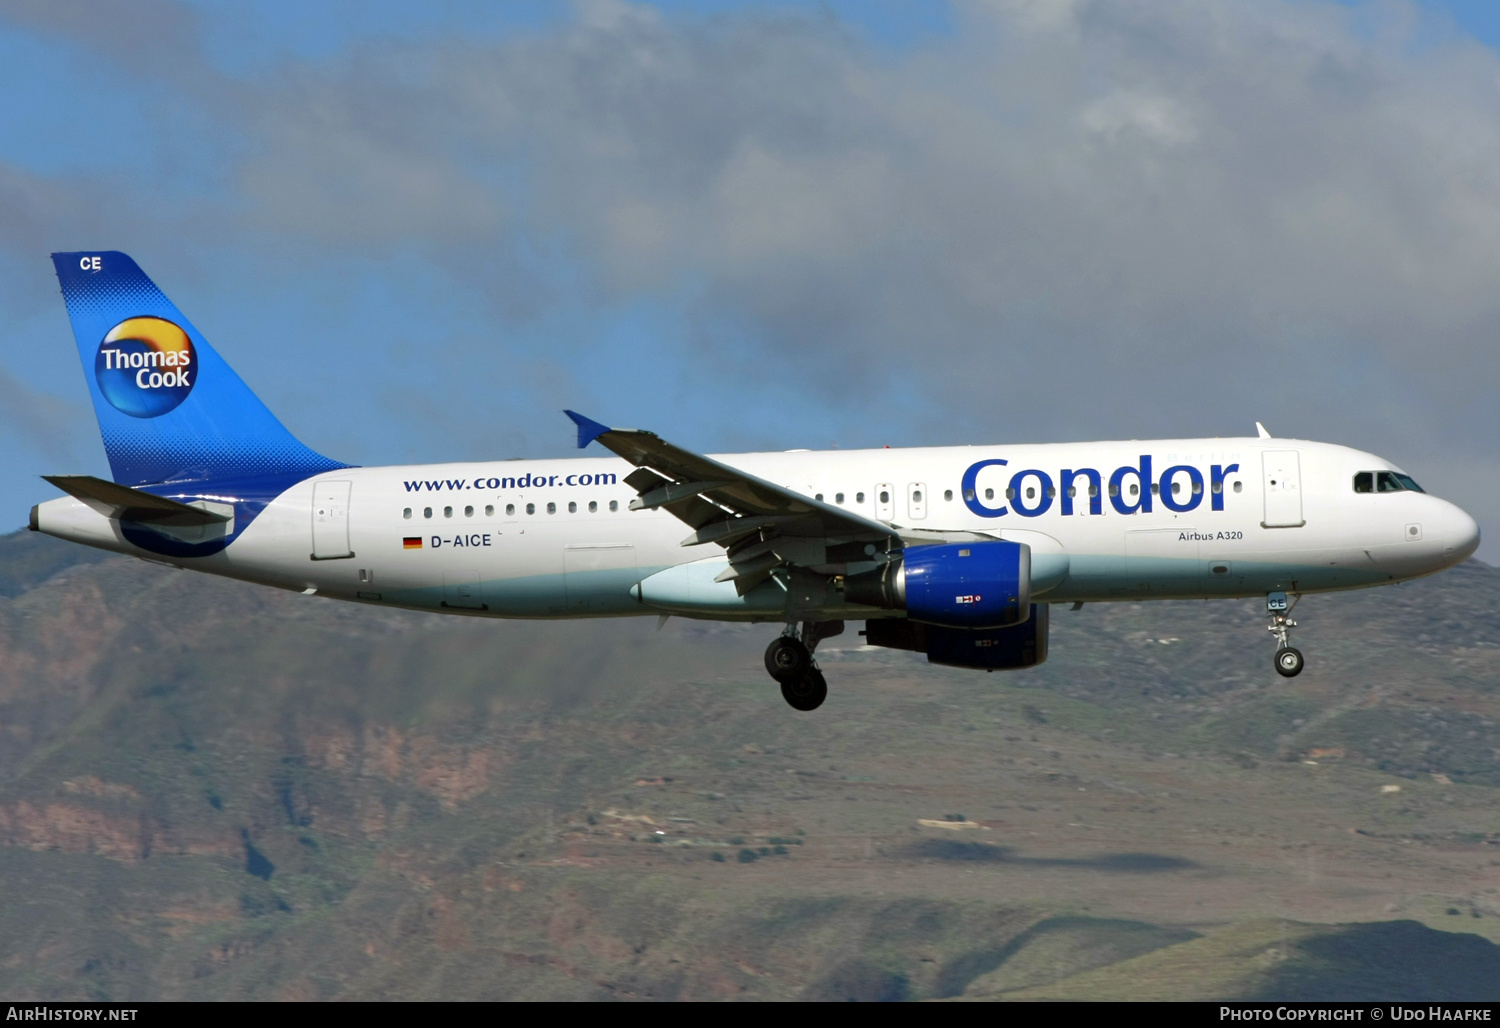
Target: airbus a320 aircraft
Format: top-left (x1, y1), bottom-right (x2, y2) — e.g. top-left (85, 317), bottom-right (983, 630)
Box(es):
top-left (31, 253), bottom-right (1481, 710)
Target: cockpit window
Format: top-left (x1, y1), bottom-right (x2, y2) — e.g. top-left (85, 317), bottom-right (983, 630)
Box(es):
top-left (1363, 470), bottom-right (1424, 494)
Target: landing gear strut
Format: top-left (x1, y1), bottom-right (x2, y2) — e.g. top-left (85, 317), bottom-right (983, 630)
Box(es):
top-left (765, 621), bottom-right (842, 711)
top-left (1266, 591), bottom-right (1304, 678)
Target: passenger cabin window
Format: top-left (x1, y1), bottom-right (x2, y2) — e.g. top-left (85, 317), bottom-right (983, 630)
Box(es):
top-left (443, 506), bottom-right (453, 518)
top-left (589, 501), bottom-right (597, 512)
top-left (485, 504), bottom-right (494, 516)
top-left (526, 503), bottom-right (535, 515)
top-left (609, 500), bottom-right (619, 512)
top-left (424, 507), bottom-right (433, 519)
top-left (403, 508), bottom-right (412, 519)
top-left (879, 490), bottom-right (890, 504)
top-left (568, 501), bottom-right (577, 513)
top-left (857, 492), bottom-right (866, 503)
top-left (547, 502), bottom-right (557, 514)
top-left (506, 503), bottom-right (515, 516)
top-left (464, 505), bottom-right (474, 517)
top-left (943, 490), bottom-right (952, 502)
top-left (835, 493), bottom-right (845, 504)
top-left (1353, 472), bottom-right (1373, 493)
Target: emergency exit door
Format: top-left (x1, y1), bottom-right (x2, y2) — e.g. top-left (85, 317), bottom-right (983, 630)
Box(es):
top-left (907, 482), bottom-right (928, 520)
top-left (311, 480), bottom-right (353, 559)
top-left (1261, 450), bottom-right (1304, 528)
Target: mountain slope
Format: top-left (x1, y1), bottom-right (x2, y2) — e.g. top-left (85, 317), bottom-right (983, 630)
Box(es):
top-left (0, 529), bottom-right (1496, 999)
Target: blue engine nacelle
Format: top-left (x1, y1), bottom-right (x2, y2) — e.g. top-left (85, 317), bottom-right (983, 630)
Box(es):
top-left (862, 604), bottom-right (1049, 670)
top-left (843, 541), bottom-right (1031, 629)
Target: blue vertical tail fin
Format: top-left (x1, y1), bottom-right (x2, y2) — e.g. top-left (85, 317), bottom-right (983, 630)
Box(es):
top-left (50, 251), bottom-right (348, 487)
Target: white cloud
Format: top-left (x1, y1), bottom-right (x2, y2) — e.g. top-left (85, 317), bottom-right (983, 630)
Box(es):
top-left (3, 0), bottom-right (1498, 554)
top-left (1079, 91), bottom-right (1196, 145)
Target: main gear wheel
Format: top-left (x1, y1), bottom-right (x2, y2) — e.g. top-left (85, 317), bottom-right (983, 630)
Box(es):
top-left (780, 667), bottom-right (828, 711)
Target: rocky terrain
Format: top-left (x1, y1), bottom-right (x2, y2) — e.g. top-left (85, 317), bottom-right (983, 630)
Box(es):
top-left (0, 528), bottom-right (1497, 1000)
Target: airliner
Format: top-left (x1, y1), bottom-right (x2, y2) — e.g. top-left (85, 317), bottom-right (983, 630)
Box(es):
top-left (30, 253), bottom-right (1481, 710)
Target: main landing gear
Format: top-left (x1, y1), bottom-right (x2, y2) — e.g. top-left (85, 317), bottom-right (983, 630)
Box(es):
top-left (1266, 591), bottom-right (1304, 678)
top-left (765, 621), bottom-right (843, 711)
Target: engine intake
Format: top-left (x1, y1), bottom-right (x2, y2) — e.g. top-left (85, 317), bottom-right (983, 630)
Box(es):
top-left (844, 541), bottom-right (1031, 629)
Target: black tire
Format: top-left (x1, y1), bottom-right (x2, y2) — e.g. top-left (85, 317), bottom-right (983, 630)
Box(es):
top-left (1275, 646), bottom-right (1305, 678)
top-left (781, 668), bottom-right (828, 711)
top-left (765, 636), bottom-right (811, 682)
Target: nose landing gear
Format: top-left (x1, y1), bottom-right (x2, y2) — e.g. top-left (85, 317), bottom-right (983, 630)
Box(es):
top-left (1266, 591), bottom-right (1304, 677)
top-left (765, 621), bottom-right (842, 711)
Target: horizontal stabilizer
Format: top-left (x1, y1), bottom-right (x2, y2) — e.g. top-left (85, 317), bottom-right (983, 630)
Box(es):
top-left (43, 475), bottom-right (232, 527)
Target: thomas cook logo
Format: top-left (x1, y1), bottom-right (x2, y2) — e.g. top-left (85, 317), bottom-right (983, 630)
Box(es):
top-left (94, 317), bottom-right (195, 418)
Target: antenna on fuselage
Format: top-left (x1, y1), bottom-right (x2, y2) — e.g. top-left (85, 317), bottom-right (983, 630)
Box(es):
top-left (1255, 422), bottom-right (1272, 439)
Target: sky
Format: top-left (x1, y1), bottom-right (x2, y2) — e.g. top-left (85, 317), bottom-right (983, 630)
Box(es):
top-left (0, 0), bottom-right (1497, 563)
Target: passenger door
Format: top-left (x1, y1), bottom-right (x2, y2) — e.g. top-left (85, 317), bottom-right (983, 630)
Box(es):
top-left (875, 483), bottom-right (895, 522)
top-left (311, 480), bottom-right (353, 559)
top-left (1261, 450), bottom-right (1305, 528)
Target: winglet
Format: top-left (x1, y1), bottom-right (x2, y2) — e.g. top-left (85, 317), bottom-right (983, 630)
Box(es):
top-left (1255, 421), bottom-right (1272, 439)
top-left (564, 410), bottom-right (612, 449)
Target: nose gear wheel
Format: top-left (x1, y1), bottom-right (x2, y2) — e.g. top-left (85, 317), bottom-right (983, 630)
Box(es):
top-left (1266, 591), bottom-right (1304, 678)
top-left (1275, 646), bottom-right (1305, 677)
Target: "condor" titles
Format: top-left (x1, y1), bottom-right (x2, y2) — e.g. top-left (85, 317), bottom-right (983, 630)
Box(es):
top-left (962, 456), bottom-right (1241, 519)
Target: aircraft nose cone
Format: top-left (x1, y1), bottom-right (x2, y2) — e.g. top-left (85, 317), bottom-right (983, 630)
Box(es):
top-left (1448, 505), bottom-right (1481, 563)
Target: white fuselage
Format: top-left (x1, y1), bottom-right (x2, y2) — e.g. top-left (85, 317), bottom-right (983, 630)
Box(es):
top-left (34, 437), bottom-right (1481, 623)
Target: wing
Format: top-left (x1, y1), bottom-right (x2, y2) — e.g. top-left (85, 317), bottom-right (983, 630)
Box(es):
top-left (566, 411), bottom-right (900, 594)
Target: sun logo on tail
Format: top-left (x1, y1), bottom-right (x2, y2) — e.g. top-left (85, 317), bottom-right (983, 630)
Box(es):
top-left (94, 316), bottom-right (196, 418)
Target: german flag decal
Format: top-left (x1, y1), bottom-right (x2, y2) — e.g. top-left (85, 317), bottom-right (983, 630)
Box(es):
top-left (403, 537), bottom-right (422, 549)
